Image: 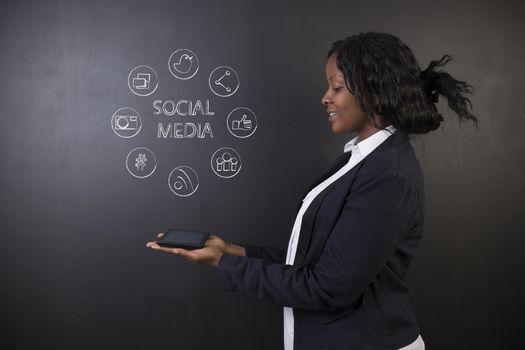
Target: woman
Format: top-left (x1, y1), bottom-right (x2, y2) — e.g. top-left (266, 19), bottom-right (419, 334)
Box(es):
top-left (147, 32), bottom-right (478, 350)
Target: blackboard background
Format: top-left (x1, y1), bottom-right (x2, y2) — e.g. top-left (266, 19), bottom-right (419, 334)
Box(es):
top-left (1, 0), bottom-right (524, 349)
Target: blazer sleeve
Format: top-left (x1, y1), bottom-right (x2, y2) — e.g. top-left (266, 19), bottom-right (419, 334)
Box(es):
top-left (216, 168), bottom-right (420, 312)
top-left (237, 244), bottom-right (287, 264)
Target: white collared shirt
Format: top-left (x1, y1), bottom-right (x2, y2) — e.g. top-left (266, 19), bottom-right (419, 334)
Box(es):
top-left (283, 124), bottom-right (398, 350)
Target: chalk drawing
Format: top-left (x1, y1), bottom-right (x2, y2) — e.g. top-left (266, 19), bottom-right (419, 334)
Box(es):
top-left (114, 47), bottom-right (257, 195)
top-left (168, 49), bottom-right (199, 80)
top-left (111, 107), bottom-right (142, 138)
top-left (211, 147), bottom-right (242, 178)
top-left (126, 147), bottom-right (157, 178)
top-left (208, 66), bottom-right (240, 97)
top-left (153, 99), bottom-right (215, 116)
top-left (168, 166), bottom-right (200, 197)
top-left (128, 65), bottom-right (159, 96)
top-left (227, 107), bottom-right (258, 138)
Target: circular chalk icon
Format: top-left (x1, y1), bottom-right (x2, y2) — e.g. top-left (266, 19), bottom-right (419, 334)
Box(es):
top-left (168, 166), bottom-right (200, 197)
top-left (208, 66), bottom-right (240, 97)
top-left (111, 107), bottom-right (142, 138)
top-left (127, 65), bottom-right (159, 96)
top-left (211, 147), bottom-right (242, 178)
top-left (126, 147), bottom-right (157, 178)
top-left (168, 49), bottom-right (199, 80)
top-left (227, 107), bottom-right (258, 138)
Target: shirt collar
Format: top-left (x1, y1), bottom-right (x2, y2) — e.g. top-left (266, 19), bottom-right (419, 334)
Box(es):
top-left (343, 124), bottom-right (397, 155)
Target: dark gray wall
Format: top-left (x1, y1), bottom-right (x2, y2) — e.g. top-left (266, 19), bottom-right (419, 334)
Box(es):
top-left (1, 0), bottom-right (523, 349)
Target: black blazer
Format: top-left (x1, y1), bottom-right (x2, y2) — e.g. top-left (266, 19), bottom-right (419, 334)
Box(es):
top-left (217, 129), bottom-right (425, 350)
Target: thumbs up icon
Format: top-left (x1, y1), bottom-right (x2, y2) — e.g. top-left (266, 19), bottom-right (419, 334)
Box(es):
top-left (232, 114), bottom-right (252, 131)
top-left (227, 107), bottom-right (258, 139)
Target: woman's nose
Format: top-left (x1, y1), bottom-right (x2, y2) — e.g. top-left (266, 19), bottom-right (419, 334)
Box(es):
top-left (321, 91), bottom-right (332, 106)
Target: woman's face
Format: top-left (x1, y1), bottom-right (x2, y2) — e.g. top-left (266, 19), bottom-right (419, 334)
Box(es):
top-left (322, 53), bottom-right (368, 134)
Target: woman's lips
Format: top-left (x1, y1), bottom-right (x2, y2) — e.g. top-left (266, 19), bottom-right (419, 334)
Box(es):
top-left (328, 111), bottom-right (338, 122)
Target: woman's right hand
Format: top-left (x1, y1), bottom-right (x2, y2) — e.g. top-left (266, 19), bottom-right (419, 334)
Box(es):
top-left (146, 233), bottom-right (246, 267)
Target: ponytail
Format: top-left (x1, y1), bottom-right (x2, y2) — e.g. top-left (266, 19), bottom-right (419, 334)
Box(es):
top-left (419, 54), bottom-right (479, 132)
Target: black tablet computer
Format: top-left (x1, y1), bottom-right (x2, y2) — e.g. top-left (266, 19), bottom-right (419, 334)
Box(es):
top-left (155, 228), bottom-right (209, 249)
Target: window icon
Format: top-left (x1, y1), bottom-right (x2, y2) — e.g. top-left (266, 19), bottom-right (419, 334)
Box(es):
top-left (132, 73), bottom-right (151, 90)
top-left (127, 65), bottom-right (158, 96)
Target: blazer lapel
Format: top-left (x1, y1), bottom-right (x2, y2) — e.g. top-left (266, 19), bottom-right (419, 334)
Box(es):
top-left (292, 129), bottom-right (409, 267)
top-left (292, 151), bottom-right (356, 267)
top-left (294, 151), bottom-right (352, 213)
top-left (294, 128), bottom-right (407, 213)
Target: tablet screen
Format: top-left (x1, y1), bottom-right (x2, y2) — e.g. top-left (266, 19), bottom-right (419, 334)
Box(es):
top-left (160, 229), bottom-right (208, 246)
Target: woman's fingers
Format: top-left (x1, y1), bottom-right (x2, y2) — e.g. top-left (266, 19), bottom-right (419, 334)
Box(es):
top-left (147, 232), bottom-right (222, 266)
top-left (147, 241), bottom-right (183, 255)
top-left (146, 241), bottom-right (220, 267)
top-left (146, 240), bottom-right (197, 259)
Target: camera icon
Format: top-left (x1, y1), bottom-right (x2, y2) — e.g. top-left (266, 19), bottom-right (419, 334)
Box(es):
top-left (114, 115), bottom-right (139, 131)
top-left (111, 107), bottom-right (142, 138)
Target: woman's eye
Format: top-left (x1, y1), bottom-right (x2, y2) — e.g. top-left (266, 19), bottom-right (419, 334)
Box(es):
top-left (333, 87), bottom-right (343, 91)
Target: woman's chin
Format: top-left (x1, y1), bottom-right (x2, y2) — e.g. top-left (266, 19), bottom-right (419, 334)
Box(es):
top-left (330, 123), bottom-right (344, 134)
top-left (330, 119), bottom-right (356, 134)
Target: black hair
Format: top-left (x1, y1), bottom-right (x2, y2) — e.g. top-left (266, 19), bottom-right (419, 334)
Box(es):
top-left (327, 32), bottom-right (478, 134)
